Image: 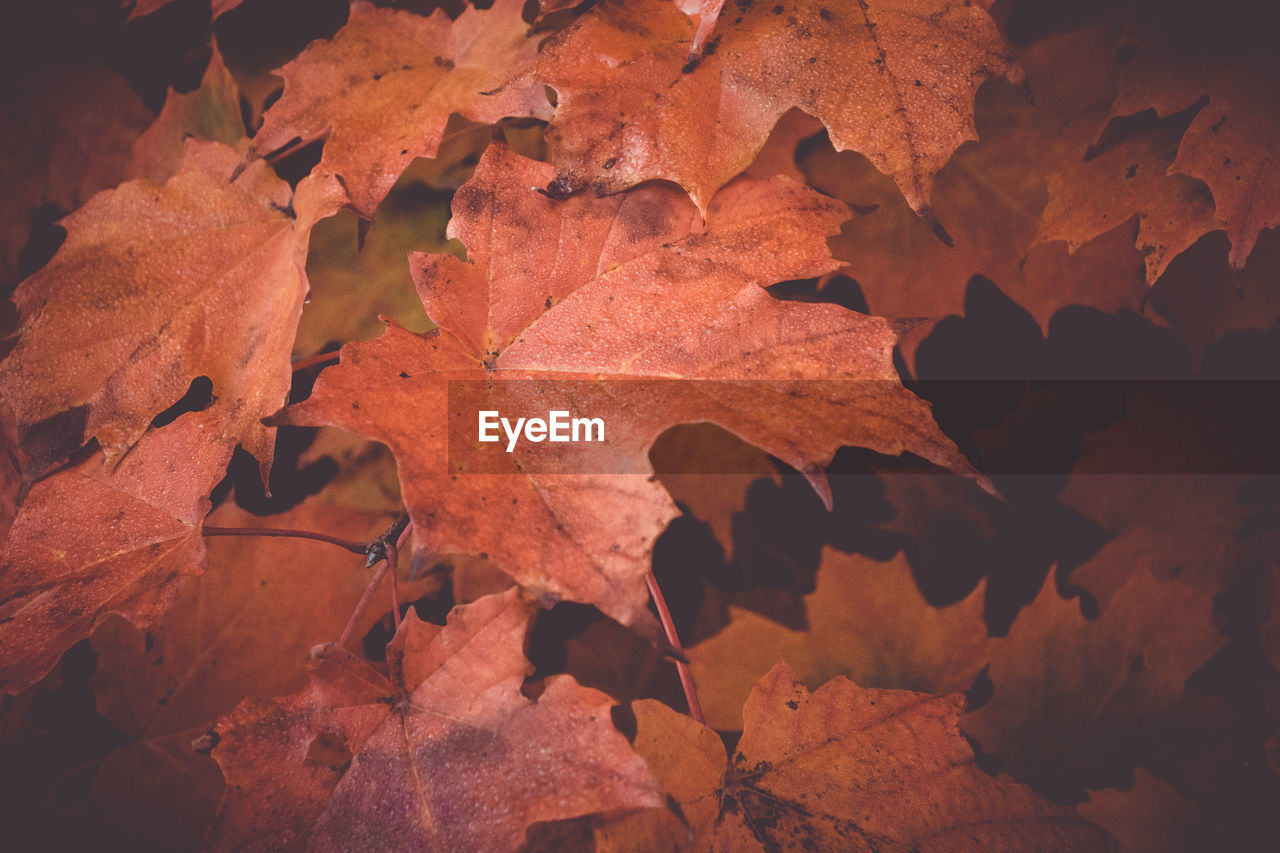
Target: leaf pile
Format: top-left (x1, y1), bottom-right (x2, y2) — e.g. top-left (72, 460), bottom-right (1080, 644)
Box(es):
top-left (1, 0), bottom-right (1278, 850)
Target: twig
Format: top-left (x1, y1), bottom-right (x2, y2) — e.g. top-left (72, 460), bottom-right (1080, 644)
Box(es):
top-left (291, 350), bottom-right (341, 373)
top-left (206, 512), bottom-right (413, 646)
top-left (645, 570), bottom-right (704, 723)
top-left (202, 526), bottom-right (366, 554)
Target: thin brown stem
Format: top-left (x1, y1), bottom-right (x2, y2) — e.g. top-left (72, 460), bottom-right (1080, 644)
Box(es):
top-left (339, 558), bottom-right (392, 647)
top-left (265, 133), bottom-right (325, 164)
top-left (291, 350), bottom-right (340, 373)
top-left (386, 542), bottom-right (401, 631)
top-left (202, 526), bottom-right (366, 554)
top-left (645, 571), bottom-right (704, 724)
top-left (208, 512), bottom-right (413, 648)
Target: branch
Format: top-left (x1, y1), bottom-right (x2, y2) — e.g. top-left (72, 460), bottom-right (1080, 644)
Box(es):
top-left (645, 571), bottom-right (705, 724)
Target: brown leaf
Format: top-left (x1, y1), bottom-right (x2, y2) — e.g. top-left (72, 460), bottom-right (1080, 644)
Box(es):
top-left (632, 697), bottom-right (726, 852)
top-left (207, 588), bottom-right (661, 852)
top-left (0, 140), bottom-right (308, 477)
top-left (84, 492), bottom-right (435, 850)
top-left (714, 666), bottom-right (1114, 850)
top-left (279, 142), bottom-right (979, 638)
top-left (128, 43), bottom-right (246, 185)
top-left (535, 0), bottom-right (1021, 215)
top-left (962, 564), bottom-right (1226, 793)
top-left (1079, 768), bottom-right (1201, 853)
top-left (1103, 31), bottom-right (1280, 271)
top-left (0, 410), bottom-right (230, 694)
top-left (1058, 475), bottom-right (1254, 606)
top-left (693, 664), bottom-right (1111, 851)
top-left (247, 0), bottom-right (551, 217)
top-left (688, 546), bottom-right (988, 730)
top-left (1037, 120), bottom-right (1218, 286)
top-left (0, 63), bottom-right (151, 284)
top-left (805, 14), bottom-right (1149, 339)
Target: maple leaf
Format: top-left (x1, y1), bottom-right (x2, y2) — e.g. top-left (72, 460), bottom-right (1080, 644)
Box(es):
top-left (1058, 475), bottom-right (1254, 606)
top-left (533, 0), bottom-right (1022, 216)
top-left (961, 564), bottom-right (1226, 794)
top-left (688, 546), bottom-right (988, 730)
top-left (0, 140), bottom-right (309, 478)
top-left (805, 14), bottom-right (1150, 340)
top-left (1101, 28), bottom-right (1280, 271)
top-left (84, 489), bottom-right (437, 850)
top-left (128, 43), bottom-right (246, 185)
top-left (612, 668), bottom-right (1114, 851)
top-left (246, 0), bottom-right (551, 218)
top-left (207, 588), bottom-right (661, 851)
top-left (0, 63), bottom-right (151, 284)
top-left (1036, 119), bottom-right (1219, 287)
top-left (0, 410), bottom-right (230, 694)
top-left (278, 142), bottom-right (979, 638)
top-left (1079, 768), bottom-right (1201, 853)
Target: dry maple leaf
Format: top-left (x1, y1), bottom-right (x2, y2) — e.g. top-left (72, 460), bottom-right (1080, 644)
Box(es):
top-left (533, 0), bottom-right (1022, 216)
top-left (246, 0), bottom-right (551, 218)
top-left (84, 493), bottom-right (437, 851)
top-left (207, 588), bottom-right (661, 852)
top-left (0, 63), bottom-right (151, 284)
top-left (962, 563), bottom-right (1226, 794)
top-left (806, 14), bottom-right (1149, 341)
top-left (278, 142), bottom-right (979, 639)
top-left (611, 668), bottom-right (1114, 851)
top-left (1057, 475), bottom-right (1253, 606)
top-left (0, 410), bottom-right (230, 694)
top-left (0, 140), bottom-right (309, 478)
top-left (128, 43), bottom-right (246, 185)
top-left (1078, 768), bottom-right (1201, 853)
top-left (1036, 119), bottom-right (1219, 287)
top-left (688, 545), bottom-right (988, 730)
top-left (1101, 30), bottom-right (1280, 272)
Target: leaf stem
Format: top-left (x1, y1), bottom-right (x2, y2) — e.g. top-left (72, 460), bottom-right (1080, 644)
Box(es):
top-left (645, 571), bottom-right (704, 724)
top-left (206, 512), bottom-right (414, 646)
top-left (291, 350), bottom-right (341, 373)
top-left (202, 526), bottom-right (367, 554)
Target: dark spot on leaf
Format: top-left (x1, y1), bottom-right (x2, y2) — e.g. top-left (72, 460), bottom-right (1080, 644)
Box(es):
top-left (542, 175), bottom-right (581, 199)
top-left (1125, 164), bottom-right (1138, 179)
top-left (306, 730), bottom-right (353, 772)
